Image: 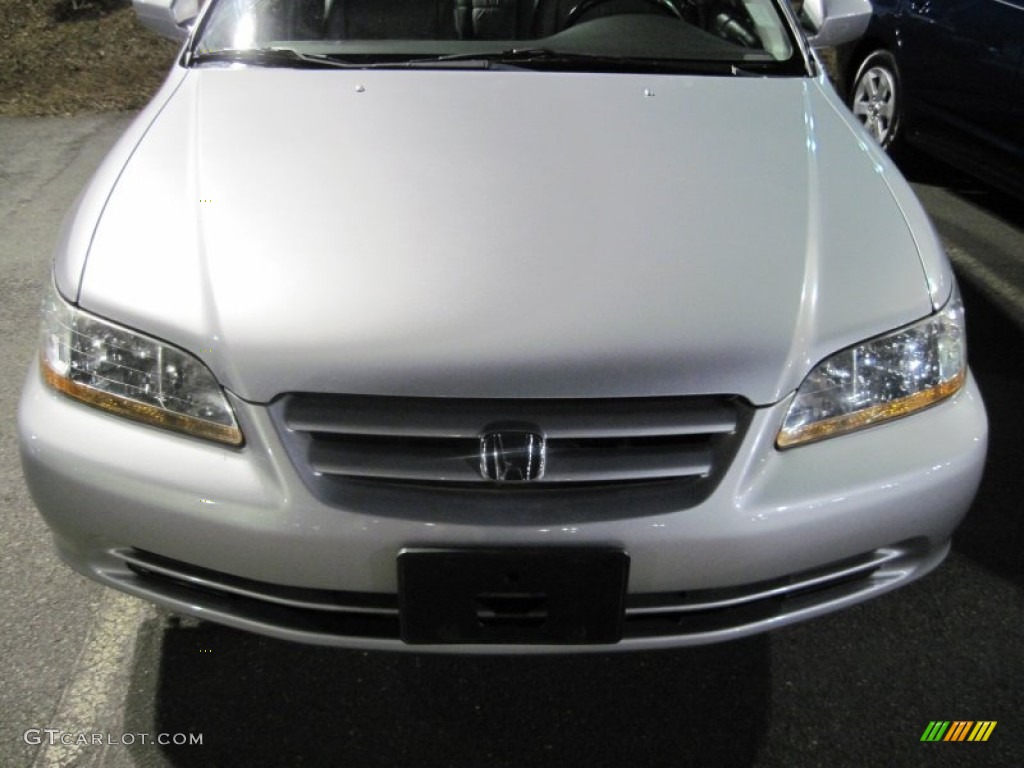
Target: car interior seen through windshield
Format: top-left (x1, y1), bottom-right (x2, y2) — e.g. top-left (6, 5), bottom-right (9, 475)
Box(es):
top-left (193, 0), bottom-right (800, 71)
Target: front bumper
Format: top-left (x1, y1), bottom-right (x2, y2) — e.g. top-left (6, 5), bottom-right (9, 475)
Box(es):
top-left (18, 361), bottom-right (987, 652)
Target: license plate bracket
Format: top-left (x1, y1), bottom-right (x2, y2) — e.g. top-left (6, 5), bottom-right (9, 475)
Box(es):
top-left (398, 548), bottom-right (629, 645)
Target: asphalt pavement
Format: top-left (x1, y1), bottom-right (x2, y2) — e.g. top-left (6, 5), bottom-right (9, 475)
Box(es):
top-left (0, 114), bottom-right (1022, 768)
top-left (1, 114), bottom-right (139, 768)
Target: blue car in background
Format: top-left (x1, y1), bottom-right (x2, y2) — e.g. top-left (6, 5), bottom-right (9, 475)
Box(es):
top-left (840, 0), bottom-right (1024, 198)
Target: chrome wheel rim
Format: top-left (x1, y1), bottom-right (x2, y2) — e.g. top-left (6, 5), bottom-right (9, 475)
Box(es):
top-left (852, 65), bottom-right (897, 146)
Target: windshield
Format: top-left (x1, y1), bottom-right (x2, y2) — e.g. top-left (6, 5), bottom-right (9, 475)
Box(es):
top-left (191, 0), bottom-right (804, 73)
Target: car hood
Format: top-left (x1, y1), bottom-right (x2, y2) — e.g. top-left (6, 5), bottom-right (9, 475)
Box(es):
top-left (77, 68), bottom-right (934, 405)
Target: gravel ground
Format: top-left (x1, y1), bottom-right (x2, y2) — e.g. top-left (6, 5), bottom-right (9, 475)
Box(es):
top-left (0, 0), bottom-right (176, 116)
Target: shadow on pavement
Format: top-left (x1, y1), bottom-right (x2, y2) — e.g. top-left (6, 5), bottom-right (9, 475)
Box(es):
top-left (894, 145), bottom-right (1024, 589)
top-left (896, 148), bottom-right (1024, 231)
top-left (952, 278), bottom-right (1024, 590)
top-left (125, 615), bottom-right (770, 767)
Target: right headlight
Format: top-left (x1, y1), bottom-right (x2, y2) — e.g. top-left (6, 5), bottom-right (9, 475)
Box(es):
top-left (39, 279), bottom-right (244, 447)
top-left (777, 291), bottom-right (966, 448)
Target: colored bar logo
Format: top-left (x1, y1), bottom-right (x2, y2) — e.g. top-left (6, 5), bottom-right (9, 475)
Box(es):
top-left (920, 721), bottom-right (997, 742)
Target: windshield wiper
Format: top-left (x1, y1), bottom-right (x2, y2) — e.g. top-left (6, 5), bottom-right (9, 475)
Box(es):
top-left (189, 46), bottom-right (767, 75)
top-left (387, 48), bottom-right (624, 69)
top-left (188, 48), bottom-right (360, 69)
top-left (188, 47), bottom-right (511, 70)
top-left (188, 46), bottom-right (662, 71)
top-left (395, 48), bottom-right (751, 74)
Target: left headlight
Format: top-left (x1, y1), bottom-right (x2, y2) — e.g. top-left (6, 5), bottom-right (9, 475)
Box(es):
top-left (777, 291), bottom-right (966, 448)
top-left (39, 280), bottom-right (244, 446)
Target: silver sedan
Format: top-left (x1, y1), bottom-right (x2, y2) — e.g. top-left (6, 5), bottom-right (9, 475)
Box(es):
top-left (18, 0), bottom-right (986, 651)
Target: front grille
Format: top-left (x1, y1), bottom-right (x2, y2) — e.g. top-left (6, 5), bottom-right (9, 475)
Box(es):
top-left (270, 394), bottom-right (749, 508)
